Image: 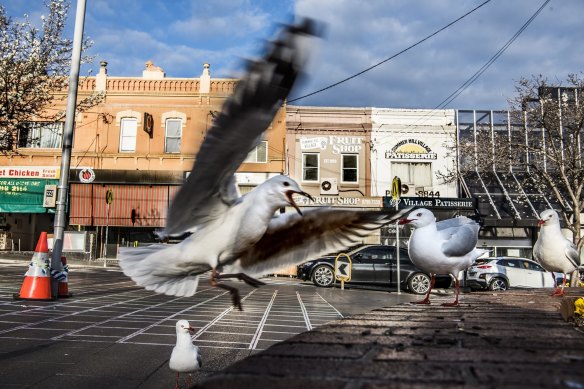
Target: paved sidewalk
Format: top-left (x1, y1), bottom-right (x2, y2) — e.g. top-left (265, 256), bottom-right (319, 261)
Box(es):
top-left (196, 288), bottom-right (584, 389)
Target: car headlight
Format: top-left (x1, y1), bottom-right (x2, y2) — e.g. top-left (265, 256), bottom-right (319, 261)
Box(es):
top-left (301, 261), bottom-right (314, 268)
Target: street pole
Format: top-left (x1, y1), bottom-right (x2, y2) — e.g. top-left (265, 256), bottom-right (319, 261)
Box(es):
top-left (396, 201), bottom-right (401, 295)
top-left (51, 0), bottom-right (87, 298)
top-left (103, 202), bottom-right (109, 267)
top-left (391, 176), bottom-right (402, 295)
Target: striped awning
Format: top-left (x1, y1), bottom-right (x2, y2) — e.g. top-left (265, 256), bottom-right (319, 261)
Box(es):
top-left (70, 184), bottom-right (181, 227)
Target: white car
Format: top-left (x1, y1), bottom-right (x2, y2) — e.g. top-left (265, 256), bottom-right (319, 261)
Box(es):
top-left (466, 257), bottom-right (559, 291)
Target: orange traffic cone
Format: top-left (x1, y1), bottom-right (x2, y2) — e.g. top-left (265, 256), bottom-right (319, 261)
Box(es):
top-left (13, 232), bottom-right (54, 301)
top-left (53, 256), bottom-right (72, 298)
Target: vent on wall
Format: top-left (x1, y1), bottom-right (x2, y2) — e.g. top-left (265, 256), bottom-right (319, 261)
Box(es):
top-left (320, 178), bottom-right (338, 195)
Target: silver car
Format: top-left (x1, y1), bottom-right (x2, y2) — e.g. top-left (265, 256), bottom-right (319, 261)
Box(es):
top-left (466, 257), bottom-right (558, 291)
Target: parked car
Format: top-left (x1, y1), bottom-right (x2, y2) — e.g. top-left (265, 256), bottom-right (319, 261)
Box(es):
top-left (466, 257), bottom-right (559, 291)
top-left (296, 244), bottom-right (452, 295)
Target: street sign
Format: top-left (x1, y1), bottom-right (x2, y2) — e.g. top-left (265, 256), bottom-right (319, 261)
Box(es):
top-left (105, 189), bottom-right (113, 205)
top-left (43, 184), bottom-right (57, 208)
top-left (334, 252), bottom-right (352, 284)
top-left (391, 176), bottom-right (401, 201)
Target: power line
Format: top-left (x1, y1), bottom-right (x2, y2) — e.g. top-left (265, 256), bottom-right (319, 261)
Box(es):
top-left (433, 0), bottom-right (552, 110)
top-left (371, 0), bottom-right (552, 149)
top-left (288, 0), bottom-right (493, 103)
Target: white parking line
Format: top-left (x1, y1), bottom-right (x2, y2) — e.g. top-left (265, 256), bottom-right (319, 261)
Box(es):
top-left (193, 289), bottom-right (257, 340)
top-left (116, 291), bottom-right (228, 343)
top-left (296, 291), bottom-right (312, 331)
top-left (249, 290), bottom-right (277, 350)
top-left (0, 293), bottom-right (157, 335)
top-left (51, 288), bottom-right (217, 341)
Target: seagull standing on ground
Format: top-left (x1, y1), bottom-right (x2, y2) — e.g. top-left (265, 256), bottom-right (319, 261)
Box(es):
top-left (169, 320), bottom-right (202, 389)
top-left (400, 208), bottom-right (486, 306)
top-left (119, 19), bottom-right (408, 310)
top-left (533, 209), bottom-right (580, 296)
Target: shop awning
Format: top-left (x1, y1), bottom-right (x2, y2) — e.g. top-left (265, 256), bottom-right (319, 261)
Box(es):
top-left (70, 184), bottom-right (180, 227)
top-left (460, 171), bottom-right (562, 227)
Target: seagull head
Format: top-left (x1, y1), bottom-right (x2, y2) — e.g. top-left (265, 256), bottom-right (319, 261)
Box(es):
top-left (538, 209), bottom-right (559, 227)
top-left (176, 319), bottom-right (195, 335)
top-left (398, 208), bottom-right (435, 228)
top-left (264, 175), bottom-right (314, 216)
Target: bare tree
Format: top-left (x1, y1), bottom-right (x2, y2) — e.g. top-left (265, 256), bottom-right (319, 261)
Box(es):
top-left (0, 0), bottom-right (103, 153)
top-left (439, 74), bottom-right (584, 254)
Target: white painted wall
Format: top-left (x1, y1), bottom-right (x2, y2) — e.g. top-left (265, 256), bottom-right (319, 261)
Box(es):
top-left (370, 108), bottom-right (457, 197)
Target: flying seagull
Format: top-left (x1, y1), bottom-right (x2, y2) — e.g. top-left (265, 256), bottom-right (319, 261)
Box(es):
top-left (533, 209), bottom-right (581, 296)
top-left (169, 320), bottom-right (202, 389)
top-left (400, 208), bottom-right (487, 306)
top-left (119, 19), bottom-right (408, 309)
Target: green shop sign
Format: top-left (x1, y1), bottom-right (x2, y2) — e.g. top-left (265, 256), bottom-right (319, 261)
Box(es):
top-left (0, 178), bottom-right (59, 213)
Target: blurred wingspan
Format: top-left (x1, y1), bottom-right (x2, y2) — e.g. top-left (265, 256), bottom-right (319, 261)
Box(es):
top-left (234, 207), bottom-right (411, 277)
top-left (164, 20), bottom-right (319, 236)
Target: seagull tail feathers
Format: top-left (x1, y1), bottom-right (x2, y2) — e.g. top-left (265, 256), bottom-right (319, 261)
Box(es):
top-left (119, 244), bottom-right (201, 297)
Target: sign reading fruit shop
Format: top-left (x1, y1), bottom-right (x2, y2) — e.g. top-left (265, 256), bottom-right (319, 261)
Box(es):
top-left (300, 136), bottom-right (363, 155)
top-left (295, 196), bottom-right (382, 208)
top-left (0, 166), bottom-right (60, 179)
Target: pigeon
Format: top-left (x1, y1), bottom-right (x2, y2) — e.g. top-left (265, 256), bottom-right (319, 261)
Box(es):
top-left (533, 209), bottom-right (581, 296)
top-left (169, 320), bottom-right (202, 389)
top-left (119, 19), bottom-right (409, 310)
top-left (399, 208), bottom-right (487, 306)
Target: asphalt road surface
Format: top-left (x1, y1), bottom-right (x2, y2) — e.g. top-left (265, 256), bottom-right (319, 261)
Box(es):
top-left (0, 259), bottom-right (420, 388)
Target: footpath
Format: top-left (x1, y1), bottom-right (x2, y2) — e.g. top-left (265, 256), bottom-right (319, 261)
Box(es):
top-left (196, 288), bottom-right (584, 389)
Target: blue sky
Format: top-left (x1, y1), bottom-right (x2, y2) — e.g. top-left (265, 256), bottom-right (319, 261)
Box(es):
top-left (4, 0), bottom-right (584, 109)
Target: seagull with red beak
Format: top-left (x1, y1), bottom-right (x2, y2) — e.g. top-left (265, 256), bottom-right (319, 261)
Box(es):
top-left (170, 320), bottom-right (202, 389)
top-left (119, 20), bottom-right (408, 310)
top-left (399, 208), bottom-right (486, 306)
top-left (533, 209), bottom-right (580, 296)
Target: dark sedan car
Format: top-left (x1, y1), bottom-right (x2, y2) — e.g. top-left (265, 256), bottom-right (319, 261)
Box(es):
top-left (297, 244), bottom-right (452, 294)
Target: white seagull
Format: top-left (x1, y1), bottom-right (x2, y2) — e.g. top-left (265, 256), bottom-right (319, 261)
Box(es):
top-left (169, 320), bottom-right (202, 389)
top-left (400, 208), bottom-right (487, 306)
top-left (119, 20), bottom-right (408, 310)
top-left (533, 209), bottom-right (581, 296)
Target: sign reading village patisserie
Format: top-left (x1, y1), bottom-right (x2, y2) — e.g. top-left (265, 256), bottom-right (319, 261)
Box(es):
top-left (383, 196), bottom-right (477, 210)
top-left (385, 139), bottom-right (437, 160)
top-left (0, 167), bottom-right (60, 213)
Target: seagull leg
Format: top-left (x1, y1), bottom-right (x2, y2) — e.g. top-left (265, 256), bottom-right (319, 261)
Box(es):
top-left (551, 274), bottom-right (566, 297)
top-left (412, 274), bottom-right (435, 305)
top-left (210, 268), bottom-right (243, 310)
top-left (186, 373), bottom-right (192, 388)
top-left (442, 278), bottom-right (460, 307)
top-left (215, 272), bottom-right (266, 287)
top-left (173, 372), bottom-right (180, 389)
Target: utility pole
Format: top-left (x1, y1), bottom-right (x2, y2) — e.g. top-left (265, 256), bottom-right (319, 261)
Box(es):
top-left (51, 0), bottom-right (87, 298)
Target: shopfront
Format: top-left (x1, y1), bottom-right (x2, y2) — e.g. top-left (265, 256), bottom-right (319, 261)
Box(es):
top-left (0, 166), bottom-right (60, 251)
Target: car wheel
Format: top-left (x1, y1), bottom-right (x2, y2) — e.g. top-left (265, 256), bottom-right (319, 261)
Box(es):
top-left (312, 265), bottom-right (334, 287)
top-left (407, 273), bottom-right (431, 295)
top-left (488, 278), bottom-right (508, 291)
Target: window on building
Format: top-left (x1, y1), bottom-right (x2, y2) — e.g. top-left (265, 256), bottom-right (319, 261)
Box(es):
top-left (341, 154), bottom-right (358, 183)
top-left (392, 162), bottom-right (432, 187)
top-left (119, 118), bottom-right (137, 152)
top-left (244, 141), bottom-right (268, 163)
top-left (18, 121), bottom-right (63, 148)
top-left (165, 119), bottom-right (182, 153)
top-left (302, 153), bottom-right (319, 182)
